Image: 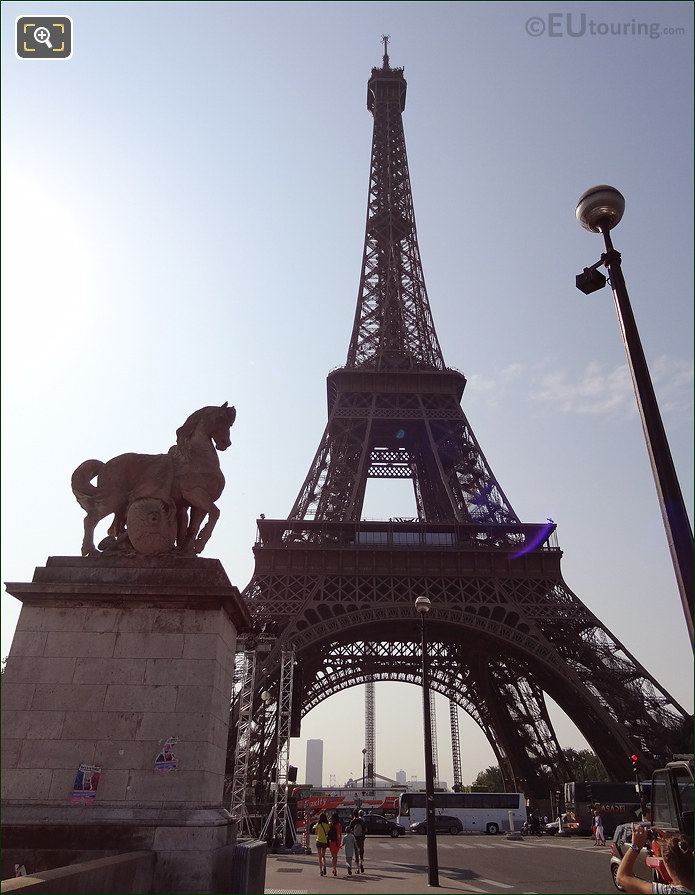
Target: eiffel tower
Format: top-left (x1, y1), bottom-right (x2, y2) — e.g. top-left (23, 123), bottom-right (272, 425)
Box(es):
top-left (240, 41), bottom-right (690, 797)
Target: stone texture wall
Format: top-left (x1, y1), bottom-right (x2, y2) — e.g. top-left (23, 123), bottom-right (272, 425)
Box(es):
top-left (0, 851), bottom-right (155, 894)
top-left (2, 556), bottom-right (252, 893)
top-left (2, 600), bottom-right (235, 809)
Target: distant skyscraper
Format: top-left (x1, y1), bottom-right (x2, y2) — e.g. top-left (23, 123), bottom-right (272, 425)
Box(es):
top-left (396, 769), bottom-right (406, 784)
top-left (306, 739), bottom-right (323, 787)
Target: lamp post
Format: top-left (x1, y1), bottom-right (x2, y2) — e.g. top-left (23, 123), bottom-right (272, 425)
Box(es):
top-left (362, 748), bottom-right (367, 792)
top-left (576, 185), bottom-right (694, 649)
top-left (415, 594), bottom-right (439, 887)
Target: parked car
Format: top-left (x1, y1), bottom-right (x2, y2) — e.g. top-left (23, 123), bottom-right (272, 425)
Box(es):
top-left (609, 823), bottom-right (651, 891)
top-left (409, 815), bottom-right (464, 835)
top-left (544, 813), bottom-right (578, 835)
top-left (363, 813), bottom-right (406, 837)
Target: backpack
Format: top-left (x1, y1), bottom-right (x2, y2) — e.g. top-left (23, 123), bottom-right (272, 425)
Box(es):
top-left (352, 820), bottom-right (365, 838)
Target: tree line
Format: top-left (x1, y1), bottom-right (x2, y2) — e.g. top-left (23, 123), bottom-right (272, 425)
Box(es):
top-left (468, 748), bottom-right (609, 792)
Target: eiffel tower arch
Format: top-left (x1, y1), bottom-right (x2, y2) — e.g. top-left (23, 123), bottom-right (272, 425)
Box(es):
top-left (238, 45), bottom-right (690, 800)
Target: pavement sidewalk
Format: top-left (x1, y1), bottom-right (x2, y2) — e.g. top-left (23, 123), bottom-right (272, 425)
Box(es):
top-left (264, 850), bottom-right (494, 894)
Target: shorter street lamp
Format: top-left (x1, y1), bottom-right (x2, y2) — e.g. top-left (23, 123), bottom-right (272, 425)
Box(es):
top-left (576, 185), bottom-right (694, 649)
top-left (415, 594), bottom-right (439, 887)
top-left (362, 748), bottom-right (367, 792)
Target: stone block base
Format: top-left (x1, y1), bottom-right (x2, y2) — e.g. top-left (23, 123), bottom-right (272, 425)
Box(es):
top-left (2, 806), bottom-right (238, 894)
top-left (2, 556), bottom-right (252, 893)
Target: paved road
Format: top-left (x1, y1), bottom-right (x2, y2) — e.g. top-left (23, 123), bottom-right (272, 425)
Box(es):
top-left (264, 834), bottom-right (616, 894)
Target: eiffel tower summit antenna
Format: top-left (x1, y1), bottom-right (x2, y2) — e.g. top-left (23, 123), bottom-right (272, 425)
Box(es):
top-left (381, 34), bottom-right (390, 69)
top-left (236, 50), bottom-right (691, 805)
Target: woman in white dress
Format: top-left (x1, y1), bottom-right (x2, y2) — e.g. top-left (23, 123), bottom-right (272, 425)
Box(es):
top-left (594, 811), bottom-right (606, 846)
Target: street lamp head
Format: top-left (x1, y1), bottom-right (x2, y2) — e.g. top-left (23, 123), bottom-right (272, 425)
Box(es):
top-left (362, 748), bottom-right (367, 755)
top-left (575, 266), bottom-right (607, 295)
top-left (261, 690), bottom-right (272, 703)
top-left (415, 595), bottom-right (431, 615)
top-left (576, 184), bottom-right (625, 233)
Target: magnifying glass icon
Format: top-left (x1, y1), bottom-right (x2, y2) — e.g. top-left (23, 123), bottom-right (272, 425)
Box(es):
top-left (33, 26), bottom-right (53, 49)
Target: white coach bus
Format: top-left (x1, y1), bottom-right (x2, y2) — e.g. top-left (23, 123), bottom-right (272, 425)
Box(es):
top-left (397, 791), bottom-right (526, 835)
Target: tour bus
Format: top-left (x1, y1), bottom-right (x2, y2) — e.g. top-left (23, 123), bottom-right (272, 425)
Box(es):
top-left (564, 781), bottom-right (650, 837)
top-left (397, 791), bottom-right (526, 835)
top-left (293, 786), bottom-right (405, 831)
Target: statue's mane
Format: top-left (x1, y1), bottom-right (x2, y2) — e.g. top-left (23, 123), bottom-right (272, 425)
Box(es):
top-left (176, 408), bottom-right (207, 445)
top-left (175, 403), bottom-right (236, 446)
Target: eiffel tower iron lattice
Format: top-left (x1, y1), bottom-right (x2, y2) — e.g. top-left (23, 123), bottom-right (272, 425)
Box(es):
top-left (239, 48), bottom-right (690, 800)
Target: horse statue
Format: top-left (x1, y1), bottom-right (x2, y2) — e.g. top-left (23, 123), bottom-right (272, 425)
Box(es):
top-left (71, 403), bottom-right (237, 556)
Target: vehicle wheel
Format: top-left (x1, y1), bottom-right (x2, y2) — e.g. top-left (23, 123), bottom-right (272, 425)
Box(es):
top-left (449, 826), bottom-right (459, 835)
top-left (390, 828), bottom-right (399, 838)
top-left (486, 823), bottom-right (499, 835)
top-left (610, 863), bottom-right (625, 891)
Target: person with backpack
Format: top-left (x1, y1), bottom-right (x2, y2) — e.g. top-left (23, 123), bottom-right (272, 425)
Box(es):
top-left (350, 809), bottom-right (366, 874)
top-left (327, 811), bottom-right (343, 877)
top-left (314, 812), bottom-right (330, 877)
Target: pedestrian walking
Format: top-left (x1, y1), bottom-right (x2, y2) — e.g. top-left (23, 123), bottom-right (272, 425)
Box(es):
top-left (327, 811), bottom-right (343, 877)
top-left (343, 827), bottom-right (356, 876)
top-left (350, 808), bottom-right (367, 874)
top-left (314, 812), bottom-right (330, 876)
top-left (593, 809), bottom-right (606, 846)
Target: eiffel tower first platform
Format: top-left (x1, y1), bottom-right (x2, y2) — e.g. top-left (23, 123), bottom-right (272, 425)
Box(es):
top-left (238, 43), bottom-right (690, 798)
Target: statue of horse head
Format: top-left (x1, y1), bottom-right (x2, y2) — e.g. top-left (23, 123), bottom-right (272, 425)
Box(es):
top-left (176, 402), bottom-right (237, 452)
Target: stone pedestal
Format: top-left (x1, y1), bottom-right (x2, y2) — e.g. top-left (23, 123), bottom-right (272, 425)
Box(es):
top-left (1, 555), bottom-right (251, 893)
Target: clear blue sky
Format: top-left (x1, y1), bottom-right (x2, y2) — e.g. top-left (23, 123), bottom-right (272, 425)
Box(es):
top-left (2, 1), bottom-right (692, 788)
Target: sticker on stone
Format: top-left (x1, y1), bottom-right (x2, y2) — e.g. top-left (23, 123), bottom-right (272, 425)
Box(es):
top-left (154, 736), bottom-right (179, 772)
top-left (70, 763), bottom-right (101, 804)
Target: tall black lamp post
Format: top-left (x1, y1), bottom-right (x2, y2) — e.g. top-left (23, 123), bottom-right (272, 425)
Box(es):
top-left (415, 594), bottom-right (439, 887)
top-left (576, 185), bottom-right (694, 649)
top-left (362, 748), bottom-right (367, 791)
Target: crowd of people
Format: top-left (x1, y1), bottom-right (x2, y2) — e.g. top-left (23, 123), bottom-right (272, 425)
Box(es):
top-left (314, 808), bottom-right (367, 877)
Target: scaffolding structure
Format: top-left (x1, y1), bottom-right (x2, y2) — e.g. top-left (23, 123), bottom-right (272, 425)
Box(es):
top-left (449, 698), bottom-right (462, 790)
top-left (429, 690), bottom-right (439, 783)
top-left (229, 641), bottom-right (257, 837)
top-left (262, 645), bottom-right (297, 846)
top-left (365, 679), bottom-right (376, 789)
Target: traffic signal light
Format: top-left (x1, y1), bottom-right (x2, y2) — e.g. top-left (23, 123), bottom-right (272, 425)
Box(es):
top-left (631, 754), bottom-right (639, 769)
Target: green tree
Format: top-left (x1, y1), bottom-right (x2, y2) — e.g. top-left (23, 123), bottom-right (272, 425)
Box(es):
top-left (561, 748), bottom-right (609, 782)
top-left (468, 749), bottom-right (608, 792)
top-left (471, 765), bottom-right (505, 792)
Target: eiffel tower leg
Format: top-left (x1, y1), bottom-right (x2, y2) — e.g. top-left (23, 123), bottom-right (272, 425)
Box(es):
top-left (471, 655), bottom-right (547, 798)
top-left (487, 659), bottom-right (571, 789)
top-left (530, 580), bottom-right (692, 776)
